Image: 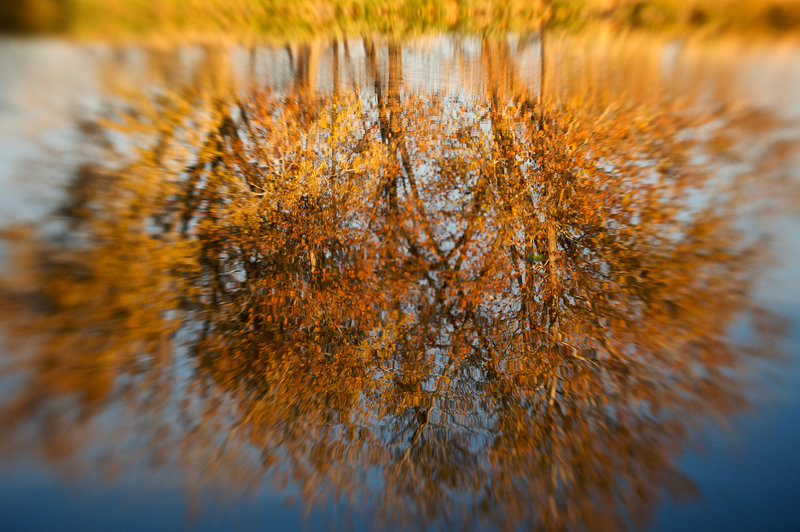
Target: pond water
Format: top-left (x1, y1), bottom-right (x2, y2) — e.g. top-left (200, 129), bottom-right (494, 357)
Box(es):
top-left (1, 31), bottom-right (799, 531)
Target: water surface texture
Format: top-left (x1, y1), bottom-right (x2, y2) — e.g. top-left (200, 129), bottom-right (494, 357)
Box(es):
top-left (1, 30), bottom-right (800, 531)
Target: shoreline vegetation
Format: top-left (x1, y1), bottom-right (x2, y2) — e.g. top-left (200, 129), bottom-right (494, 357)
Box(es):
top-left (2, 0), bottom-right (800, 42)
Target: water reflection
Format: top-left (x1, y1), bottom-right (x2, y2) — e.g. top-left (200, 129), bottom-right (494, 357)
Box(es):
top-left (0, 36), bottom-right (796, 531)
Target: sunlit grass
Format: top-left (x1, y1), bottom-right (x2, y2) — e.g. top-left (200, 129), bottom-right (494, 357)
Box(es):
top-left (2, 0), bottom-right (547, 41)
top-left (2, 0), bottom-right (799, 40)
top-left (553, 0), bottom-right (800, 36)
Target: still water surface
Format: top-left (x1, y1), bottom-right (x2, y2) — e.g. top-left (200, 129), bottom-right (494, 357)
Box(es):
top-left (1, 32), bottom-right (800, 531)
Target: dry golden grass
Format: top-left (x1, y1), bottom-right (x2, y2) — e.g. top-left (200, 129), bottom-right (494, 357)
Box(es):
top-left (2, 0), bottom-right (799, 41)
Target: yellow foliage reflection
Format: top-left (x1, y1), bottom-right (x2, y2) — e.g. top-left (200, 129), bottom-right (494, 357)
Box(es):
top-left (0, 38), bottom-right (792, 532)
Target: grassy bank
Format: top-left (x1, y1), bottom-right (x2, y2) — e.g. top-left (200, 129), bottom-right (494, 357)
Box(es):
top-left (0, 1), bottom-right (546, 40)
top-left (2, 0), bottom-right (799, 40)
top-left (553, 0), bottom-right (800, 36)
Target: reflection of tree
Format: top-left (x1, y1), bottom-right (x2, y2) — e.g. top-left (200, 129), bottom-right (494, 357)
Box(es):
top-left (0, 39), bottom-right (791, 532)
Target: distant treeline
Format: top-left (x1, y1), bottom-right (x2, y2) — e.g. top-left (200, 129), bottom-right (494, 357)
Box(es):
top-left (1, 0), bottom-right (799, 39)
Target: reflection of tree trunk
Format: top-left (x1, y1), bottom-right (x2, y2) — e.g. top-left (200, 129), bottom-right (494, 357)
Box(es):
top-left (483, 38), bottom-right (534, 329)
top-left (248, 46), bottom-right (257, 85)
top-left (342, 38), bottom-right (353, 87)
top-left (365, 38), bottom-right (399, 209)
top-left (388, 40), bottom-right (403, 121)
top-left (363, 38), bottom-right (394, 209)
top-left (482, 38), bottom-right (518, 102)
top-left (539, 18), bottom-right (546, 105)
top-left (482, 35), bottom-right (562, 337)
top-left (364, 39), bottom-right (444, 262)
top-left (546, 216), bottom-right (561, 336)
top-left (307, 41), bottom-right (321, 96)
top-left (386, 39), bottom-right (403, 213)
top-left (184, 45), bottom-right (233, 98)
top-left (542, 5), bottom-right (561, 337)
top-left (542, 21), bottom-right (561, 338)
top-left (294, 41), bottom-right (322, 96)
top-left (363, 38), bottom-right (385, 139)
top-left (332, 39), bottom-right (339, 96)
top-left (538, 0), bottom-right (553, 105)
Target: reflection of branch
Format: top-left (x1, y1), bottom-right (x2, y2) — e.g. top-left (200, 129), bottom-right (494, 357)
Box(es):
top-left (399, 408), bottom-right (430, 467)
top-left (397, 141), bottom-right (448, 265)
